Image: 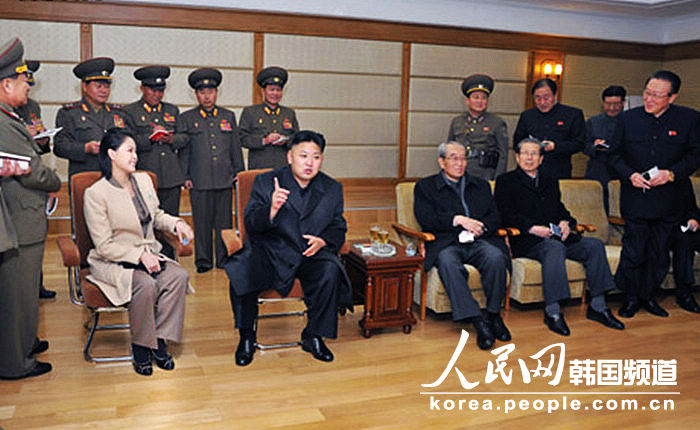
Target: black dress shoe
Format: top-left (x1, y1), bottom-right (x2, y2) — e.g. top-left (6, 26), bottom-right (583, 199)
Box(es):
top-left (0, 361), bottom-right (52, 380)
top-left (235, 336), bottom-right (256, 366)
top-left (618, 299), bottom-right (640, 318)
top-left (587, 307), bottom-right (625, 330)
top-left (39, 285), bottom-right (56, 299)
top-left (472, 318), bottom-right (495, 350)
top-left (641, 298), bottom-right (668, 317)
top-left (487, 315), bottom-right (511, 342)
top-left (30, 338), bottom-right (49, 355)
top-left (544, 313), bottom-right (570, 336)
top-left (132, 359), bottom-right (153, 376)
top-left (196, 265), bottom-right (212, 274)
top-left (301, 336), bottom-right (334, 362)
top-left (677, 294), bottom-right (700, 313)
top-left (152, 353), bottom-right (175, 370)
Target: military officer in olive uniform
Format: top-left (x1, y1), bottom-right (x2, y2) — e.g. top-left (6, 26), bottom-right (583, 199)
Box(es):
top-left (178, 68), bottom-right (244, 272)
top-left (16, 61), bottom-right (50, 155)
top-left (54, 57), bottom-right (131, 178)
top-left (0, 38), bottom-right (61, 380)
top-left (239, 66), bottom-right (299, 169)
top-left (447, 74), bottom-right (509, 180)
top-left (15, 60), bottom-right (56, 299)
top-left (123, 66), bottom-right (185, 258)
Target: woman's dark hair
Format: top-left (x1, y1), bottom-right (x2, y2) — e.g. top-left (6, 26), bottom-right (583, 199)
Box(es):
top-left (287, 129), bottom-right (326, 152)
top-left (98, 128), bottom-right (134, 179)
top-left (531, 78), bottom-right (557, 95)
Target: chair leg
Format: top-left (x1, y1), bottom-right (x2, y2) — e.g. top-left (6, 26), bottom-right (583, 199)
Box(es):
top-left (254, 298), bottom-right (306, 351)
top-left (83, 309), bottom-right (132, 363)
top-left (581, 281), bottom-right (588, 305)
top-left (420, 269), bottom-right (427, 321)
top-left (504, 276), bottom-right (511, 311)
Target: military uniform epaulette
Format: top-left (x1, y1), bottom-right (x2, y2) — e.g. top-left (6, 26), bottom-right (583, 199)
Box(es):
top-left (62, 101), bottom-right (82, 110)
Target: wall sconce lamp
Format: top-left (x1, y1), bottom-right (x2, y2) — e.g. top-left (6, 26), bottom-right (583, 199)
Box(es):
top-left (542, 61), bottom-right (563, 80)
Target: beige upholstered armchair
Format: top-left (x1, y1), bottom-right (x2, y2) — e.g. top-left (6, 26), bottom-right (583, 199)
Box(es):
top-left (393, 181), bottom-right (517, 320)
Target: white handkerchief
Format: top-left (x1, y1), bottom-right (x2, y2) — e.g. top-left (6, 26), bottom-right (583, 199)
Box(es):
top-left (459, 230), bottom-right (475, 243)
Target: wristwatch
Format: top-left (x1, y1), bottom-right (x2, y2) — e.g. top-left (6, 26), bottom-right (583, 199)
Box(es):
top-left (668, 170), bottom-right (675, 182)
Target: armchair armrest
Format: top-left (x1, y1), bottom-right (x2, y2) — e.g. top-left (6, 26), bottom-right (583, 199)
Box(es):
top-left (56, 235), bottom-right (80, 267)
top-left (497, 227), bottom-right (521, 237)
top-left (576, 223), bottom-right (597, 233)
top-left (391, 222), bottom-right (435, 242)
top-left (156, 230), bottom-right (193, 257)
top-left (221, 229), bottom-right (243, 256)
top-left (608, 216), bottom-right (625, 226)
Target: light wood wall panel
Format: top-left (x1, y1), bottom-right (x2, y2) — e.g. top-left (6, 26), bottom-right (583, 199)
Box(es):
top-left (265, 34), bottom-right (402, 178)
top-left (93, 25), bottom-right (253, 68)
top-left (296, 111), bottom-right (399, 145)
top-left (411, 44), bottom-right (528, 79)
top-left (406, 44), bottom-right (527, 178)
top-left (323, 146), bottom-right (398, 178)
top-left (264, 35), bottom-right (401, 74)
top-left (283, 73), bottom-right (400, 110)
top-left (0, 19), bottom-right (80, 62)
top-left (562, 55), bottom-right (661, 118)
top-left (663, 58), bottom-right (700, 110)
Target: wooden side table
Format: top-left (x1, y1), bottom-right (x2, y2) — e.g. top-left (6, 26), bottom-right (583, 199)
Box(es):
top-left (343, 239), bottom-right (422, 338)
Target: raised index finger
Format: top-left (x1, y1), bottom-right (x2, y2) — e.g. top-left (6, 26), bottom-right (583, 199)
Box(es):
top-left (273, 176), bottom-right (280, 190)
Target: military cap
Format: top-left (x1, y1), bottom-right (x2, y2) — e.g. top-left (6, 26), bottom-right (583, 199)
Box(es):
top-left (461, 74), bottom-right (494, 97)
top-left (188, 68), bottom-right (222, 89)
top-left (73, 57), bottom-right (114, 82)
top-left (134, 65), bottom-right (170, 90)
top-left (256, 66), bottom-right (288, 88)
top-left (0, 37), bottom-right (27, 81)
top-left (26, 60), bottom-right (39, 86)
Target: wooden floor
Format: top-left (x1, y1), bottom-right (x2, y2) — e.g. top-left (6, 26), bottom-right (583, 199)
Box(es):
top-left (1, 239), bottom-right (699, 429)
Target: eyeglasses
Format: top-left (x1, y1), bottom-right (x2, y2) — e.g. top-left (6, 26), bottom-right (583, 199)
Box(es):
top-left (642, 90), bottom-right (670, 100)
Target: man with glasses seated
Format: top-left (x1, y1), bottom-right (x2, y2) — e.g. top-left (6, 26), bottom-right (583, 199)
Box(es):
top-left (495, 137), bottom-right (624, 336)
top-left (609, 70), bottom-right (700, 319)
top-left (414, 141), bottom-right (511, 350)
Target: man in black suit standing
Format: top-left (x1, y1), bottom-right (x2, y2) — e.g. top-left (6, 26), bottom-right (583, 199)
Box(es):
top-left (414, 141), bottom-right (511, 350)
top-left (667, 178), bottom-right (699, 313)
top-left (224, 130), bottom-right (352, 366)
top-left (608, 70), bottom-right (700, 318)
top-left (495, 137), bottom-right (624, 336)
top-left (513, 78), bottom-right (585, 180)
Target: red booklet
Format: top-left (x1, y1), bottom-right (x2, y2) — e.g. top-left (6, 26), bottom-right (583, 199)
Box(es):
top-left (149, 129), bottom-right (172, 141)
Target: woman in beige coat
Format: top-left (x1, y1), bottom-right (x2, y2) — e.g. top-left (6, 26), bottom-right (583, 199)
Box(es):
top-left (84, 128), bottom-right (194, 376)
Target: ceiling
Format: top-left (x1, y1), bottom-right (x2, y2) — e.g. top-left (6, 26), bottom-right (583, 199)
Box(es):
top-left (116, 0), bottom-right (700, 44)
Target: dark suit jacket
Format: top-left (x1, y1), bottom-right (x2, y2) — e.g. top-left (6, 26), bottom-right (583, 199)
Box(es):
top-left (413, 172), bottom-right (508, 271)
top-left (512, 103), bottom-right (585, 180)
top-left (494, 167), bottom-right (578, 257)
top-left (224, 166), bottom-right (352, 311)
top-left (608, 104), bottom-right (700, 220)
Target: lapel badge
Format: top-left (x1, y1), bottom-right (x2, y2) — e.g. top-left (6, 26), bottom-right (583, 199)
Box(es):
top-left (483, 126), bottom-right (490, 132)
top-left (220, 119), bottom-right (232, 131)
top-left (557, 121), bottom-right (564, 126)
top-left (669, 130), bottom-right (677, 136)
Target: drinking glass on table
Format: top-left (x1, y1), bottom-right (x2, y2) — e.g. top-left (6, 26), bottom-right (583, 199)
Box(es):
top-left (378, 229), bottom-right (390, 253)
top-left (369, 224), bottom-right (381, 251)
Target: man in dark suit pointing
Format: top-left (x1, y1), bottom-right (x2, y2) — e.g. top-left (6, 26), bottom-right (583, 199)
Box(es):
top-left (224, 130), bottom-right (352, 366)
